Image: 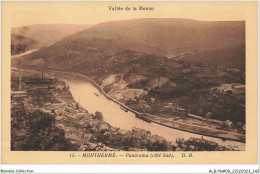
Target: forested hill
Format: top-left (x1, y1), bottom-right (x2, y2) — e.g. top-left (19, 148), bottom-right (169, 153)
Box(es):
top-left (22, 18), bottom-right (245, 70)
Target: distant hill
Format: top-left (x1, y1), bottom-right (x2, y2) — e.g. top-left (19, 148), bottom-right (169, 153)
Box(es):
top-left (21, 18), bottom-right (245, 71)
top-left (12, 24), bottom-right (91, 48)
top-left (55, 18), bottom-right (245, 55)
top-left (11, 34), bottom-right (38, 55)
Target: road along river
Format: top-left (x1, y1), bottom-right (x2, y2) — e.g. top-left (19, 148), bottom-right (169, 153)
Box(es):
top-left (43, 70), bottom-right (245, 150)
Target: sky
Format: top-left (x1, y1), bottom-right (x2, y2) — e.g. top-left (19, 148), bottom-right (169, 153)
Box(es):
top-left (3, 1), bottom-right (253, 28)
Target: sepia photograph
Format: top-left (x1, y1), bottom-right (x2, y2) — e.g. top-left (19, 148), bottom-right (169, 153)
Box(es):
top-left (10, 18), bottom-right (246, 152)
top-left (1, 1), bottom-right (258, 165)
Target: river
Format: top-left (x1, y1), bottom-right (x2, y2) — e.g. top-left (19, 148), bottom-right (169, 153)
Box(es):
top-left (11, 49), bottom-right (38, 59)
top-left (49, 72), bottom-right (245, 150)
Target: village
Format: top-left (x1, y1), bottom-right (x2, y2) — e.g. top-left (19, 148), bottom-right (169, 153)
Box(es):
top-left (10, 64), bottom-right (237, 151)
top-left (125, 97), bottom-right (245, 142)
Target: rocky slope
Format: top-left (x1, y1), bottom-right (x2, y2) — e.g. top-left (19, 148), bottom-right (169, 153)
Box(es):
top-left (101, 74), bottom-right (147, 103)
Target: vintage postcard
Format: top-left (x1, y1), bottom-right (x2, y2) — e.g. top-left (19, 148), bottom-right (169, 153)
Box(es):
top-left (1, 1), bottom-right (258, 164)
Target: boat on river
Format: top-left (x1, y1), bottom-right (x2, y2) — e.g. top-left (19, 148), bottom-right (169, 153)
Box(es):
top-left (120, 106), bottom-right (128, 112)
top-left (135, 113), bottom-right (152, 123)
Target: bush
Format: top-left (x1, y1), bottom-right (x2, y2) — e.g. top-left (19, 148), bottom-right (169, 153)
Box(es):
top-left (11, 106), bottom-right (78, 151)
top-left (95, 111), bottom-right (104, 120)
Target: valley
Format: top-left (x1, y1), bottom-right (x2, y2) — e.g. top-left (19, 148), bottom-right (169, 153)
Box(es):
top-left (11, 18), bottom-right (246, 151)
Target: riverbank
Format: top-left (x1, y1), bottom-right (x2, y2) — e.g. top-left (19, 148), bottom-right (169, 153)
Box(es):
top-left (11, 69), bottom-right (235, 151)
top-left (97, 74), bottom-right (245, 142)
